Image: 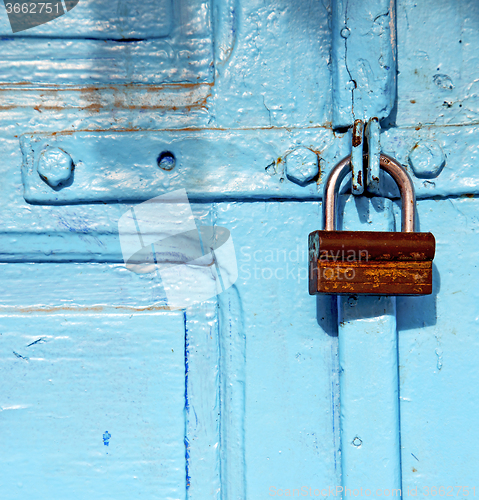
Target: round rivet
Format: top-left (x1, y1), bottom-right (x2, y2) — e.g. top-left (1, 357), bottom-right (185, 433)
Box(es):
top-left (37, 147), bottom-right (74, 188)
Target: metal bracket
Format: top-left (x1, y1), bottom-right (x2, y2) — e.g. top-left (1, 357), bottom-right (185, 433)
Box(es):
top-left (20, 128), bottom-right (336, 204)
top-left (365, 117), bottom-right (381, 194)
top-left (351, 119), bottom-right (364, 194)
top-left (18, 125), bottom-right (479, 205)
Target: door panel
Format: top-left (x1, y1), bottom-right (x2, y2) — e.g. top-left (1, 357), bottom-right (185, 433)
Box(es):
top-left (394, 0), bottom-right (479, 127)
top-left (398, 197), bottom-right (479, 488)
top-left (0, 0), bottom-right (478, 496)
top-left (216, 201), bottom-right (341, 494)
top-left (0, 312), bottom-right (186, 500)
top-left (0, 0), bottom-right (174, 39)
top-left (0, 0), bottom-right (212, 85)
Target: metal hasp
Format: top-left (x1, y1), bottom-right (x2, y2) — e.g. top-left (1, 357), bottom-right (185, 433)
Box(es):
top-left (309, 154), bottom-right (436, 295)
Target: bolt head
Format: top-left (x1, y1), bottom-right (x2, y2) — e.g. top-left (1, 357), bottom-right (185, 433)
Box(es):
top-left (37, 147), bottom-right (74, 188)
top-left (408, 141), bottom-right (445, 179)
top-left (285, 147), bottom-right (319, 185)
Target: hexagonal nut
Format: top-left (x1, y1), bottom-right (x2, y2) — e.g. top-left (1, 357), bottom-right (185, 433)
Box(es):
top-left (408, 141), bottom-right (445, 179)
top-left (285, 147), bottom-right (319, 185)
top-left (37, 147), bottom-right (74, 188)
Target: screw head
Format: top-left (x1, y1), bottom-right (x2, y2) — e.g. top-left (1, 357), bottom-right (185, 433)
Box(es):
top-left (37, 147), bottom-right (74, 188)
top-left (408, 141), bottom-right (445, 179)
top-left (285, 147), bottom-right (319, 186)
top-left (157, 151), bottom-right (176, 171)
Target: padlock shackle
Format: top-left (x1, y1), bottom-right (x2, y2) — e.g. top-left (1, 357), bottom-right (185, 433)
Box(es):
top-left (323, 153), bottom-right (416, 232)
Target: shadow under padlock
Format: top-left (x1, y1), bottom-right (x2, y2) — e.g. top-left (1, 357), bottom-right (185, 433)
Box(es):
top-left (316, 195), bottom-right (397, 335)
top-left (4, 0), bottom-right (79, 33)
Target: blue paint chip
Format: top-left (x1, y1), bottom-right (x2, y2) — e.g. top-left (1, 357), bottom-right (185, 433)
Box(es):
top-left (103, 431), bottom-right (111, 446)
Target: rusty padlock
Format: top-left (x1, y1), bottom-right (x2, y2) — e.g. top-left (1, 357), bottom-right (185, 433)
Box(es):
top-left (309, 154), bottom-right (435, 295)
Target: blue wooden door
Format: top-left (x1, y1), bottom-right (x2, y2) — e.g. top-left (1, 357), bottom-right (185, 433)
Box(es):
top-left (0, 0), bottom-right (478, 498)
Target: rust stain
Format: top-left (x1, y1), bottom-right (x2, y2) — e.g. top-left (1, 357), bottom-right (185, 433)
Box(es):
top-left (352, 119), bottom-right (364, 147)
top-left (27, 124), bottom-right (333, 137)
top-left (81, 103), bottom-right (102, 113)
top-left (79, 86), bottom-right (101, 94)
top-left (410, 99), bottom-right (416, 104)
top-left (8, 102), bottom-right (209, 112)
top-left (310, 231), bottom-right (435, 295)
top-left (0, 81), bottom-right (32, 86)
top-left (33, 105), bottom-right (63, 111)
top-left (5, 304), bottom-right (171, 314)
top-left (50, 127), bottom-right (143, 135)
top-left (315, 261), bottom-right (433, 294)
top-left (113, 92), bottom-right (123, 109)
top-left (0, 82), bottom-right (214, 113)
top-left (95, 103), bottom-right (206, 111)
top-left (412, 467), bottom-right (417, 473)
top-left (0, 82), bottom-right (213, 91)
top-left (0, 82), bottom-right (214, 93)
top-left (0, 82), bottom-right (213, 111)
top-left (145, 82), bottom-right (214, 92)
top-left (316, 171), bottom-right (323, 186)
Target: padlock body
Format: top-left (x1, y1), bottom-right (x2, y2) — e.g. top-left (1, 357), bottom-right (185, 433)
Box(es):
top-left (309, 231), bottom-right (436, 295)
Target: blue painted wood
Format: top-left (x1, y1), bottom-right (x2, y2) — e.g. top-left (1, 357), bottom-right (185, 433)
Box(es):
top-left (391, 0), bottom-right (479, 128)
top-left (0, 0), bottom-right (478, 497)
top-left (217, 201), bottom-right (341, 495)
top-left (0, 312), bottom-right (186, 499)
top-left (332, 0), bottom-right (397, 128)
top-left (339, 296), bottom-right (401, 492)
top-left (338, 197), bottom-right (402, 492)
top-left (185, 300), bottom-right (221, 499)
top-left (397, 197), bottom-right (479, 488)
top-left (0, 0), bottom-right (213, 85)
top-left (16, 126), bottom-right (479, 207)
top-left (0, 0), bottom-right (174, 38)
